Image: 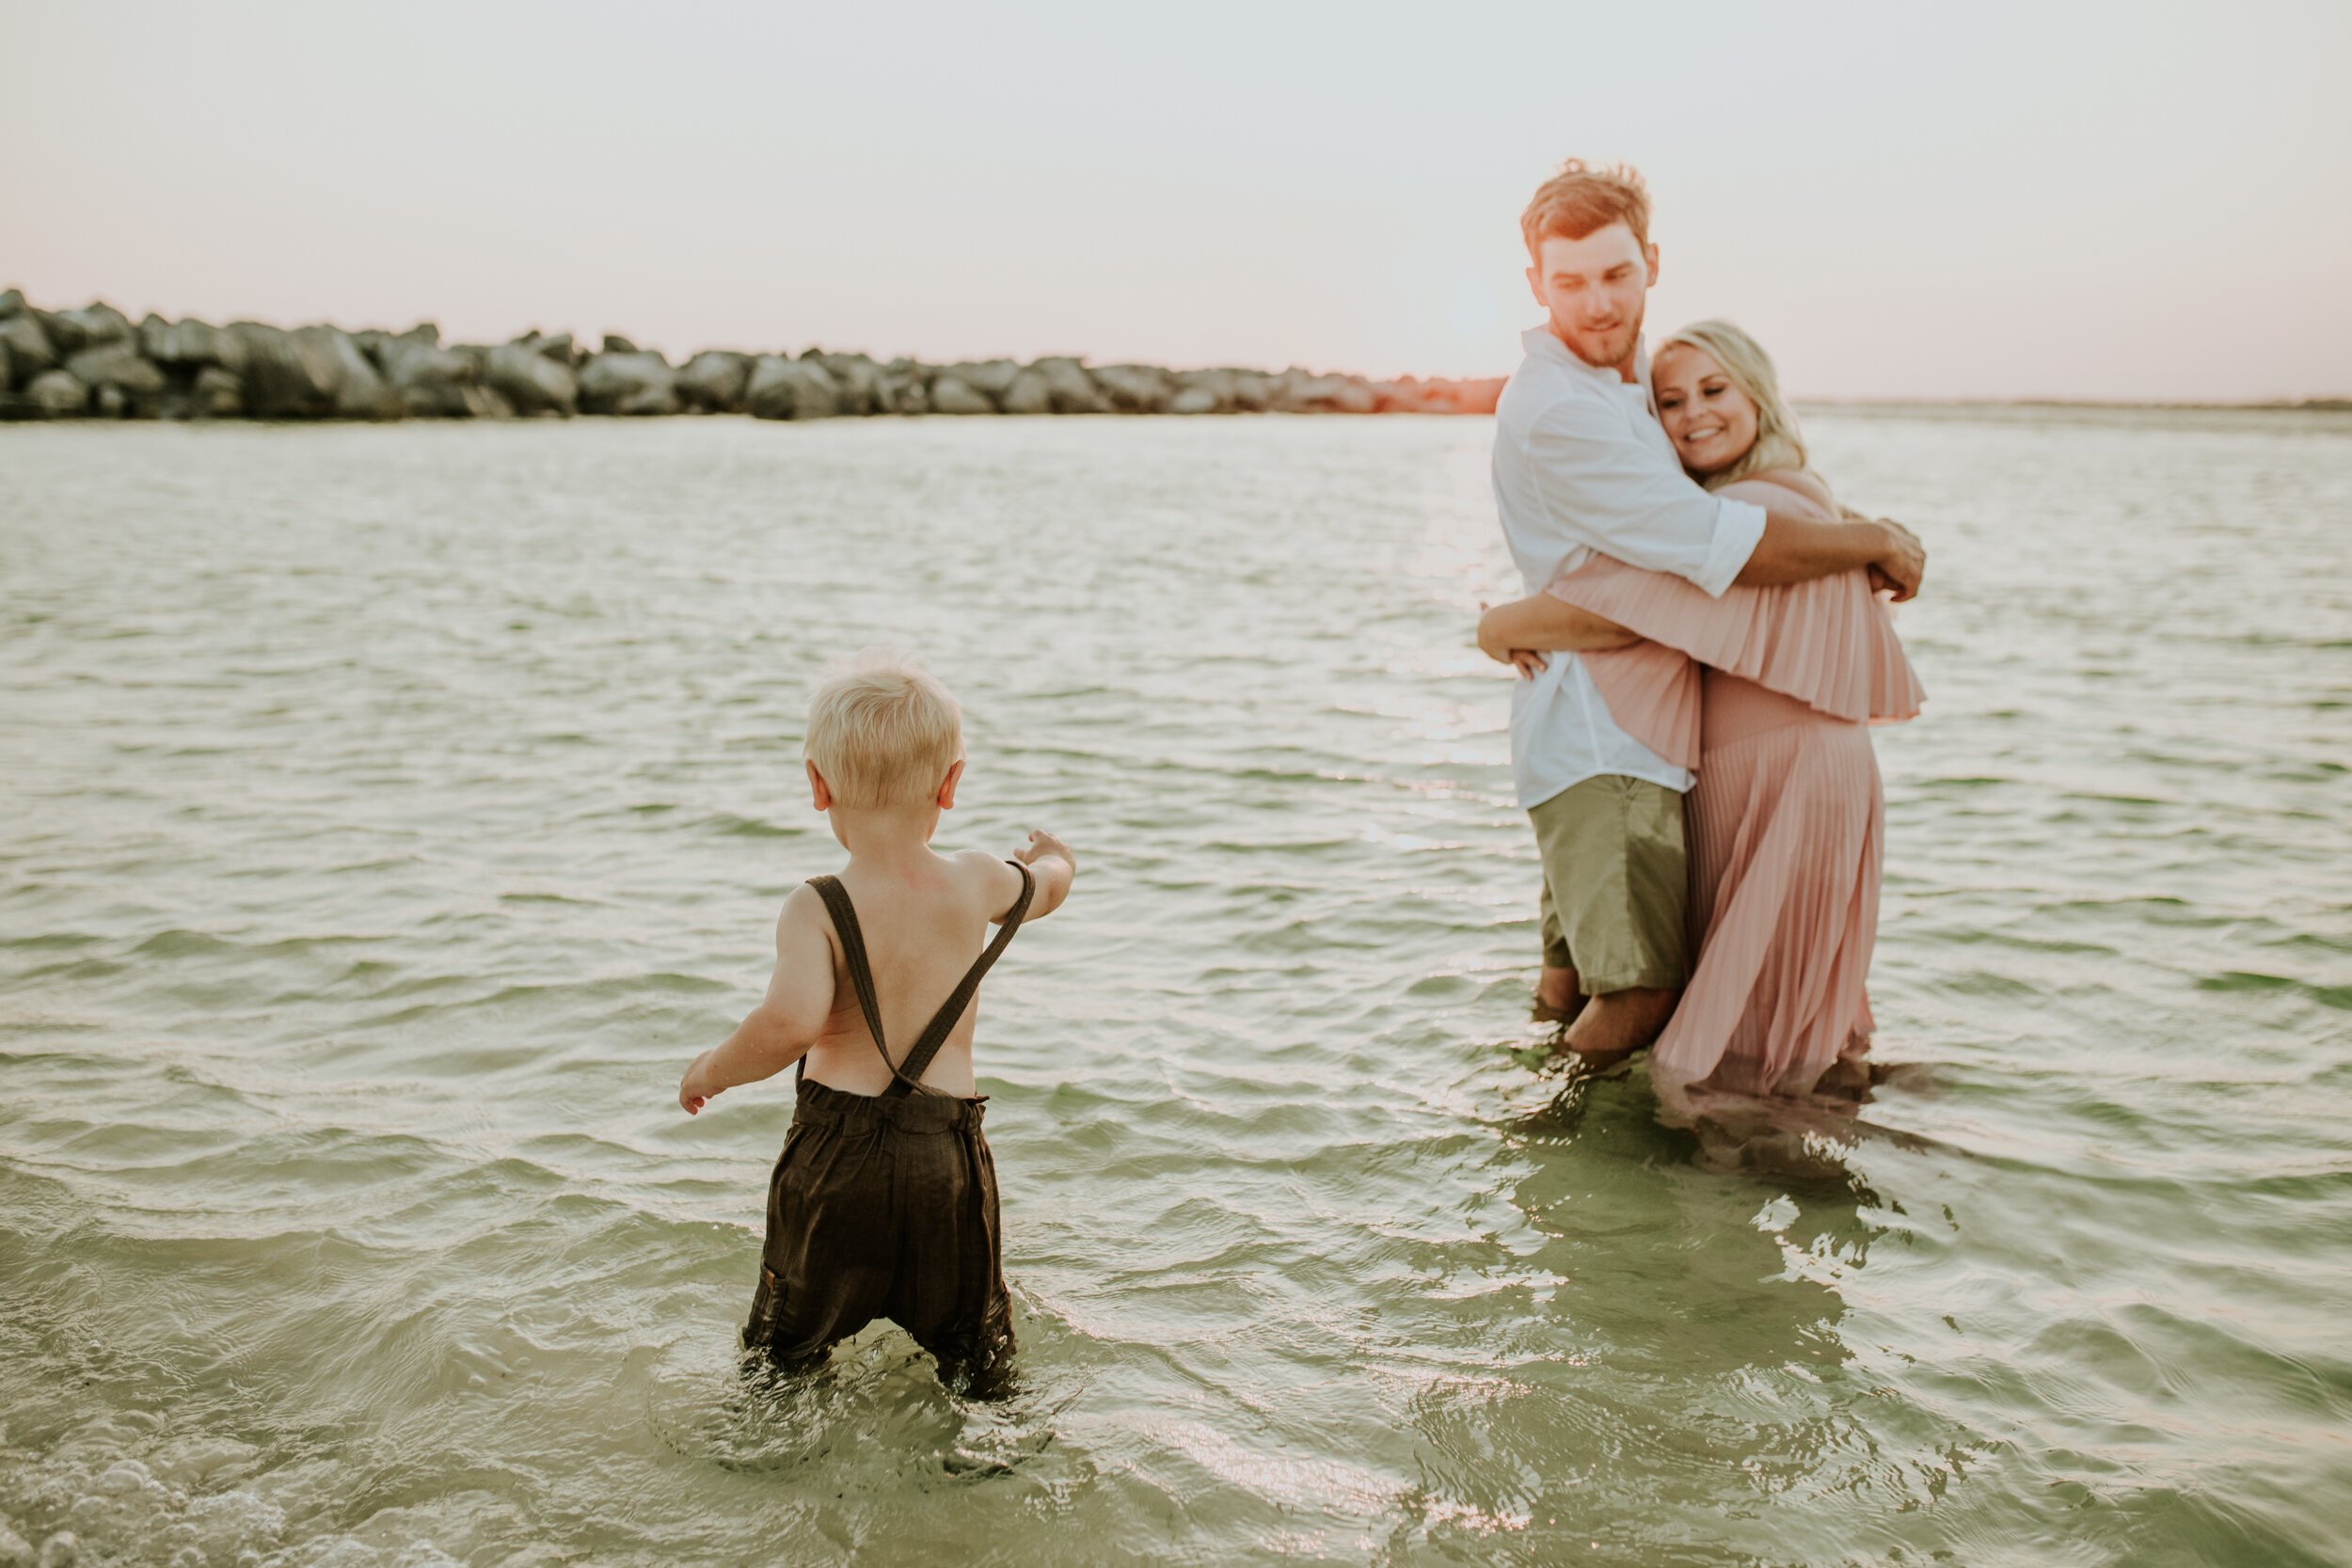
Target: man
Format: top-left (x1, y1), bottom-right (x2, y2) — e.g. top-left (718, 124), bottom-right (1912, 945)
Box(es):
top-left (1489, 160), bottom-right (1924, 1069)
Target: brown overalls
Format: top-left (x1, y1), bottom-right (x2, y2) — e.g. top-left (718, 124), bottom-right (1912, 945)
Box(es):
top-left (742, 862), bottom-right (1034, 1382)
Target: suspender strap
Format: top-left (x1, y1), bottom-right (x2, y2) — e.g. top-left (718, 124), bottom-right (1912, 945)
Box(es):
top-left (888, 861), bottom-right (1035, 1098)
top-left (805, 860), bottom-right (1036, 1098)
top-left (805, 874), bottom-right (912, 1091)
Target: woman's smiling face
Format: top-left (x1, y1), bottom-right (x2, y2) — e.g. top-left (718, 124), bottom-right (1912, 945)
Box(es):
top-left (1652, 341), bottom-right (1758, 479)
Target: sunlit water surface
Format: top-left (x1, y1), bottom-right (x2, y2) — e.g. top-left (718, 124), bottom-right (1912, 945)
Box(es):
top-left (3, 411), bottom-right (2348, 1567)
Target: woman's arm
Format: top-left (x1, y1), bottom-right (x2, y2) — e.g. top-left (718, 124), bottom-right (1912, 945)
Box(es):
top-left (1478, 594), bottom-right (1638, 663)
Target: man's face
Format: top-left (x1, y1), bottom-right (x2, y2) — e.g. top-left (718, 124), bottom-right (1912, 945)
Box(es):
top-left (1525, 223), bottom-right (1659, 373)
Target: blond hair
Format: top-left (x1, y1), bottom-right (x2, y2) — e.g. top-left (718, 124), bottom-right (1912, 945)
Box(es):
top-left (803, 649), bottom-right (962, 808)
top-left (1520, 159), bottom-right (1651, 261)
top-left (1655, 320), bottom-right (1813, 492)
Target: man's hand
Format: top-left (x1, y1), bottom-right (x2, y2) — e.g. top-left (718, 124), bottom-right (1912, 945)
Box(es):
top-left (678, 1050), bottom-right (716, 1115)
top-left (1868, 519), bottom-right (1926, 602)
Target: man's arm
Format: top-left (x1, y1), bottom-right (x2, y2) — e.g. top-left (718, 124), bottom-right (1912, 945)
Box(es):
top-left (1737, 514), bottom-right (1924, 599)
top-left (679, 887), bottom-right (836, 1113)
top-left (1520, 401), bottom-right (1922, 598)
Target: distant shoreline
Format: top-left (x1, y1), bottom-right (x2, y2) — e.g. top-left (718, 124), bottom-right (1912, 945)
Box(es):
top-left (0, 291), bottom-right (1502, 422)
top-left (1796, 396), bottom-right (2352, 414)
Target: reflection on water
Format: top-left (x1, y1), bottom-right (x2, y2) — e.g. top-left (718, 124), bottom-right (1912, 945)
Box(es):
top-left (3, 411), bottom-right (2349, 1565)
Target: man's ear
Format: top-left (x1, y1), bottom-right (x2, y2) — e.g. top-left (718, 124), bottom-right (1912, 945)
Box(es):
top-left (1644, 242), bottom-right (1661, 287)
top-left (936, 758), bottom-right (965, 811)
top-left (807, 761), bottom-right (833, 811)
top-left (1525, 262), bottom-right (1547, 309)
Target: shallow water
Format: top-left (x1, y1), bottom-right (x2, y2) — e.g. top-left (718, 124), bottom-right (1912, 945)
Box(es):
top-left (2, 409), bottom-right (2348, 1567)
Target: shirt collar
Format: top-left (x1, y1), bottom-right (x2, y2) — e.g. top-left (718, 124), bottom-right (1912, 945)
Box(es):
top-left (1521, 325), bottom-right (1650, 398)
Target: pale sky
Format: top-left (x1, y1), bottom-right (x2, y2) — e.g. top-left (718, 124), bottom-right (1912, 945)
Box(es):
top-left (4, 0), bottom-right (2346, 400)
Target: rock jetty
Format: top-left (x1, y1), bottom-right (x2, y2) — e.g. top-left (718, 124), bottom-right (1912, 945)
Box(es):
top-left (0, 290), bottom-right (1502, 422)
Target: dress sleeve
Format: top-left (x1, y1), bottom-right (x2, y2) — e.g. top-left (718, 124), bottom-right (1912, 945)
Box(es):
top-left (1550, 478), bottom-right (1925, 727)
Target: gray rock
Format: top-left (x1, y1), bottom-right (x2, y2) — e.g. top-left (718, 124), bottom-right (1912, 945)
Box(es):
top-left (0, 287), bottom-right (23, 318)
top-left (998, 367), bottom-right (1054, 415)
top-left (25, 369), bottom-right (87, 417)
top-left (399, 323), bottom-right (439, 347)
top-left (189, 365), bottom-right (244, 418)
top-left (230, 322), bottom-right (342, 417)
top-left (302, 325), bottom-right (400, 419)
top-left (526, 331), bottom-right (578, 366)
top-left (138, 314), bottom-right (245, 372)
top-left (1030, 357), bottom-right (1110, 414)
top-left (578, 350), bottom-right (680, 416)
top-left (676, 350), bottom-right (751, 413)
top-left (927, 374), bottom-right (993, 415)
top-left (0, 310), bottom-right (56, 381)
top-left (1173, 368), bottom-right (1243, 413)
top-left (1092, 364), bottom-right (1173, 414)
top-left (65, 342), bottom-right (167, 414)
top-left (1226, 370), bottom-right (1274, 413)
top-left (600, 333), bottom-right (639, 355)
top-left (813, 353), bottom-right (888, 416)
top-left (378, 338), bottom-right (479, 418)
top-left (482, 341), bottom-right (578, 416)
top-left (744, 355), bottom-right (841, 420)
top-left (465, 383), bottom-right (516, 419)
top-left (42, 304), bottom-right (133, 356)
top-left (1168, 386), bottom-right (1219, 416)
top-left (940, 359), bottom-right (1020, 398)
top-left (887, 375), bottom-right (930, 416)
top-left (1272, 370), bottom-right (1375, 414)
top-left (0, 340), bottom-right (8, 396)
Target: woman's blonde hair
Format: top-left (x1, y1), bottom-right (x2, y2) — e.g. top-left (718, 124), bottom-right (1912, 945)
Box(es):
top-left (1656, 320), bottom-right (1811, 491)
top-left (803, 648), bottom-right (962, 808)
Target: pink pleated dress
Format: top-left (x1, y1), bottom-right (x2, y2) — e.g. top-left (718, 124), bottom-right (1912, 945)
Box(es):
top-left (1546, 475), bottom-right (1924, 1113)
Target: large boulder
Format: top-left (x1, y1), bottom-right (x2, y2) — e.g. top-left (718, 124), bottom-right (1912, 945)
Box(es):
top-left (813, 353), bottom-right (888, 415)
top-left (0, 287), bottom-right (23, 317)
top-left (306, 326), bottom-right (399, 419)
top-left (676, 350), bottom-right (751, 413)
top-left (600, 333), bottom-right (639, 355)
top-left (0, 310), bottom-right (56, 382)
top-left (744, 356), bottom-right (841, 420)
top-left (1172, 368), bottom-right (1245, 414)
top-left (40, 303), bottom-right (135, 356)
top-left (879, 359), bottom-right (930, 415)
top-left (1272, 370), bottom-right (1375, 414)
top-left (187, 365), bottom-right (244, 419)
top-left (524, 331), bottom-right (580, 367)
top-left (1030, 356), bottom-right (1110, 414)
top-left (999, 367), bottom-right (1054, 415)
top-left (0, 339), bottom-right (9, 395)
top-left (1226, 370), bottom-right (1274, 413)
top-left (25, 369), bottom-right (87, 418)
top-left (230, 322), bottom-right (361, 418)
top-left (377, 337), bottom-right (479, 418)
top-left (138, 314), bottom-right (246, 372)
top-left (578, 350), bottom-right (680, 416)
top-left (1092, 364), bottom-right (1173, 413)
top-left (927, 374), bottom-right (993, 415)
top-left (482, 341), bottom-right (578, 416)
top-left (65, 342), bottom-right (167, 416)
top-left (940, 359), bottom-right (1020, 399)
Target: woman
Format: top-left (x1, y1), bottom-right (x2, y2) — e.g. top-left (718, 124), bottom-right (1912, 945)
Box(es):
top-left (1478, 321), bottom-right (1922, 1117)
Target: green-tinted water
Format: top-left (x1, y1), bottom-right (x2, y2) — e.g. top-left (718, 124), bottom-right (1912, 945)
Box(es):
top-left (3, 411), bottom-right (2347, 1566)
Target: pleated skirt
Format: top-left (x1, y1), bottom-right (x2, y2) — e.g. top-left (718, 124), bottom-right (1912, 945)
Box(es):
top-left (1649, 671), bottom-right (1883, 1104)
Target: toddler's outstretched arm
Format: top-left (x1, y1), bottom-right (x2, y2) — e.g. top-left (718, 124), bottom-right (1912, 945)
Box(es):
top-left (1006, 831), bottom-right (1076, 921)
top-left (678, 886), bottom-right (835, 1115)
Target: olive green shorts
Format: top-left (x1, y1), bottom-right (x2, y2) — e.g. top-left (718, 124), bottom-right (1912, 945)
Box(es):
top-left (1532, 774), bottom-right (1692, 995)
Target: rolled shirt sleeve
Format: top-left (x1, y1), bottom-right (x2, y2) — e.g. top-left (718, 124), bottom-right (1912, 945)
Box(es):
top-left (1518, 397), bottom-right (1766, 598)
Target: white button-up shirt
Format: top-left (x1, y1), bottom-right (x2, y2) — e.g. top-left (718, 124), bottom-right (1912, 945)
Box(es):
top-left (1492, 325), bottom-right (1767, 809)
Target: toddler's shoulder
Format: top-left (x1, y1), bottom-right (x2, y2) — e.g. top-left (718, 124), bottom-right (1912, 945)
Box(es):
top-left (946, 847), bottom-right (1027, 920)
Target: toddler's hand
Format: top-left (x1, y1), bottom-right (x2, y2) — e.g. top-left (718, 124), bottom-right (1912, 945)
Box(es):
top-left (1017, 829), bottom-right (1074, 871)
top-left (679, 1051), bottom-right (716, 1116)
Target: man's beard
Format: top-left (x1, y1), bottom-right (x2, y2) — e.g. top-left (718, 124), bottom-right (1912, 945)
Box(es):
top-left (1555, 304), bottom-right (1644, 371)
